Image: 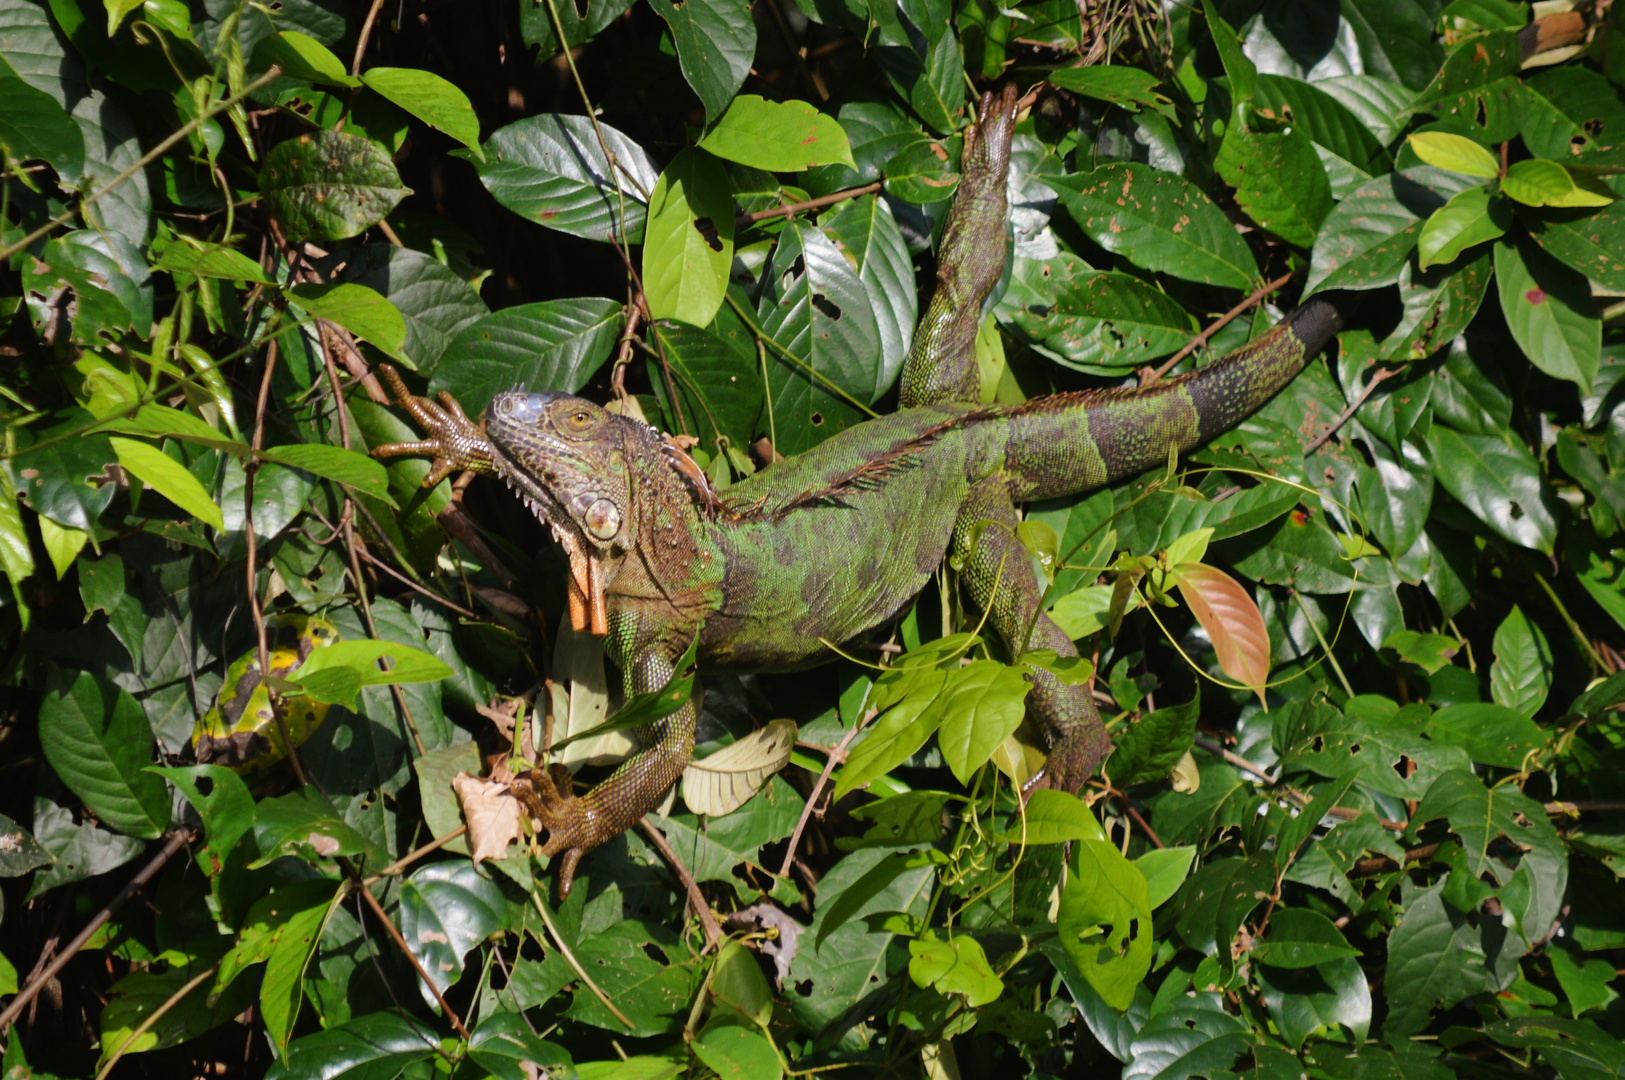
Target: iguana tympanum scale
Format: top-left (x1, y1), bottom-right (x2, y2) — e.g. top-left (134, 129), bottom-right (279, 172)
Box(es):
top-left (374, 86), bottom-right (1346, 898)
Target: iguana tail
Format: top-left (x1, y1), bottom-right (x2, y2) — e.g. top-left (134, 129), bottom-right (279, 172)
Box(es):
top-left (1000, 296), bottom-right (1351, 500)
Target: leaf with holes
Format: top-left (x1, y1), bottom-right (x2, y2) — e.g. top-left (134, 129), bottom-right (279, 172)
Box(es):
top-left (757, 220), bottom-right (881, 454)
top-left (1427, 425), bottom-right (1557, 554)
top-left (399, 862), bottom-right (509, 1007)
top-left (643, 148), bottom-right (734, 328)
top-left (1058, 837), bottom-right (1153, 1010)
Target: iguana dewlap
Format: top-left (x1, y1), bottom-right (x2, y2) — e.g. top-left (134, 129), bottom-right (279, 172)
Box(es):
top-left (374, 86), bottom-right (1347, 898)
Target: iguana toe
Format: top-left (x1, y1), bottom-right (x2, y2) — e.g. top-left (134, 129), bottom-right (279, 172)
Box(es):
top-left (1031, 724), bottom-right (1112, 798)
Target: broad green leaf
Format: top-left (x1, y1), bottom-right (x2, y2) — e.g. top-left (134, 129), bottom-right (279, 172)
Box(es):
top-left (360, 67), bottom-right (482, 157)
top-left (345, 243), bottom-right (489, 370)
top-left (995, 788), bottom-right (1107, 845)
top-left (1052, 164), bottom-right (1258, 291)
top-left (648, 320), bottom-right (762, 452)
top-left (1306, 173), bottom-right (1421, 294)
top-left (109, 436), bottom-right (224, 530)
top-left (1253, 908), bottom-right (1360, 968)
top-left (1257, 955), bottom-right (1371, 1049)
top-left (466, 114), bottom-right (659, 243)
top-left (643, 148), bottom-right (734, 328)
top-left (260, 443), bottom-right (397, 507)
top-left (1501, 158), bottom-right (1613, 208)
top-left (259, 130), bottom-right (410, 243)
top-left (251, 787), bottom-right (389, 869)
top-left (1279, 703), bottom-right (1471, 800)
top-left (1214, 118), bottom-right (1333, 248)
top-left (820, 195), bottom-right (916, 399)
top-left (1384, 251), bottom-right (1493, 360)
top-left (1495, 238), bottom-right (1600, 395)
top-left (153, 765), bottom-right (254, 874)
top-left (1406, 131), bottom-right (1498, 178)
top-left (467, 1014), bottom-right (574, 1080)
top-left (1548, 948), bottom-right (1618, 1017)
top-left (289, 639), bottom-right (455, 709)
top-left (646, 0), bottom-right (755, 123)
top-left (1109, 693), bottom-right (1199, 787)
top-left (0, 813), bottom-right (52, 877)
top-left (1122, 996), bottom-right (1249, 1080)
top-left (0, 469), bottom-right (35, 621)
top-left (1424, 703), bottom-right (1543, 769)
top-left (1489, 606), bottom-right (1553, 718)
top-left (936, 660), bottom-right (1031, 784)
top-left (908, 934), bottom-right (1003, 1006)
top-left (1427, 426), bottom-right (1557, 553)
top-left (1002, 259), bottom-right (1197, 372)
top-left (1058, 838), bottom-right (1153, 1010)
top-left (834, 670), bottom-right (949, 801)
top-left (816, 848), bottom-right (940, 950)
top-left (38, 670), bottom-right (169, 839)
top-left (699, 95), bottom-right (854, 172)
top-left (560, 919), bottom-right (698, 1034)
top-left (99, 966), bottom-right (228, 1064)
top-left (838, 790), bottom-right (951, 850)
top-left (1200, 0), bottom-right (1255, 103)
top-left (1383, 880), bottom-right (1516, 1040)
top-left (1528, 202), bottom-right (1625, 291)
top-left (1135, 846), bottom-right (1196, 910)
top-left (216, 881), bottom-right (338, 1053)
top-left (429, 297), bottom-right (622, 405)
top-left (0, 55), bottom-right (83, 178)
top-left (399, 862), bottom-right (508, 1006)
top-left (694, 1017), bottom-right (782, 1080)
top-left (881, 133), bottom-right (960, 203)
top-left (872, 0), bottom-right (964, 133)
top-left (1381, 629), bottom-right (1461, 672)
top-left (266, 1012), bottom-right (438, 1080)
top-left (710, 941), bottom-right (773, 1025)
top-left (287, 281), bottom-right (409, 364)
top-left (155, 242), bottom-right (273, 284)
top-left (1417, 184), bottom-right (1507, 269)
top-left (258, 31), bottom-right (358, 87)
top-left (1048, 66), bottom-right (1165, 112)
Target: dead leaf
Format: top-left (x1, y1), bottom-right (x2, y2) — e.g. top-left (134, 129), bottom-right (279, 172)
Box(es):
top-left (682, 719), bottom-right (797, 816)
top-left (452, 772), bottom-right (522, 864)
top-left (1169, 749), bottom-right (1201, 793)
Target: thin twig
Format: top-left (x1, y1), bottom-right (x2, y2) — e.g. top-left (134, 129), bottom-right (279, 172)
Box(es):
top-left (363, 826), bottom-right (469, 885)
top-left (0, 828), bottom-right (195, 1036)
top-left (246, 340), bottom-right (312, 787)
top-left (355, 547), bottom-right (480, 619)
top-left (1143, 270), bottom-right (1298, 385)
top-left (352, 0), bottom-right (389, 76)
top-left (1302, 366), bottom-right (1402, 456)
top-left (1191, 733), bottom-right (1276, 783)
top-left (0, 67), bottom-right (283, 264)
top-left (1117, 793), bottom-right (1163, 848)
top-left (531, 893), bottom-right (634, 1029)
top-left (1547, 800), bottom-right (1625, 815)
top-left (93, 964), bottom-right (218, 1080)
top-left (759, 0), bottom-right (828, 101)
top-left (356, 882), bottom-right (471, 1039)
top-left (738, 182), bottom-right (882, 230)
top-left (778, 715), bottom-right (870, 877)
top-left (638, 819), bottom-right (723, 953)
top-left (1350, 842), bottom-right (1440, 877)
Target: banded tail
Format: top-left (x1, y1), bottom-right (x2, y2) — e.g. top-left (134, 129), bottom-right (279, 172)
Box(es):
top-left (1001, 295), bottom-right (1352, 501)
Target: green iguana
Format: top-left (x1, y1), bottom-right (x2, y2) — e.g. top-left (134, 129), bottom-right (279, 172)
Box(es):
top-left (374, 85), bottom-right (1347, 898)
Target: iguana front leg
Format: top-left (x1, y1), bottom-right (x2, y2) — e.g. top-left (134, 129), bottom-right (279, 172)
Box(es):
top-left (515, 641), bottom-right (697, 900)
top-left (370, 366), bottom-right (498, 485)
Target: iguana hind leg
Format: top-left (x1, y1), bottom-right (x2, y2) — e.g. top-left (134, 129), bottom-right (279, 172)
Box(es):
top-left (951, 475), bottom-right (1111, 795)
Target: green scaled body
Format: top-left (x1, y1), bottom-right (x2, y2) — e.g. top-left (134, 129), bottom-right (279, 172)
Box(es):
top-left (374, 87), bottom-right (1348, 899)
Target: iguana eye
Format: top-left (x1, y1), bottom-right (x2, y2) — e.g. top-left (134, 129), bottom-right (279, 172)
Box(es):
top-left (571, 411), bottom-right (589, 427)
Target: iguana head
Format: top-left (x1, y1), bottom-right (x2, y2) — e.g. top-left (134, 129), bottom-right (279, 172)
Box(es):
top-left (484, 390), bottom-right (682, 634)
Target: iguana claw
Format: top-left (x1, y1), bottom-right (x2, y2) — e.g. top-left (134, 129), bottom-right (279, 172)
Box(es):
top-left (370, 365), bottom-right (499, 485)
top-left (511, 764), bottom-right (599, 900)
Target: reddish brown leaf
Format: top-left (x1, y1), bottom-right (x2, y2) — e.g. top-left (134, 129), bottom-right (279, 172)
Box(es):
top-left (1172, 562), bottom-right (1270, 703)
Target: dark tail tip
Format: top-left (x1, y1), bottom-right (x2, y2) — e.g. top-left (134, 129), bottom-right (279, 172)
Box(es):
top-left (1285, 292), bottom-right (1359, 355)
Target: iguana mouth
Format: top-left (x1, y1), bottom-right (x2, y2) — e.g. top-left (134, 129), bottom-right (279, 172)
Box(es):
top-left (489, 445), bottom-right (608, 636)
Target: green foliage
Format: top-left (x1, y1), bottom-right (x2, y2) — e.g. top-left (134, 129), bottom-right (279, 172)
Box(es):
top-left (2, 1), bottom-right (1625, 1078)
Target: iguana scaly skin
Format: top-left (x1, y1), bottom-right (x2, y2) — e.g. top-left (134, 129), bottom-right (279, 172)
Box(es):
top-left (374, 86), bottom-right (1347, 898)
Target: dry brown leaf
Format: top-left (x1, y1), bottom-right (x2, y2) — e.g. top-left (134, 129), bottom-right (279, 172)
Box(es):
top-left (451, 771), bottom-right (522, 865)
top-left (682, 719), bottom-right (798, 817)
